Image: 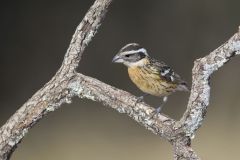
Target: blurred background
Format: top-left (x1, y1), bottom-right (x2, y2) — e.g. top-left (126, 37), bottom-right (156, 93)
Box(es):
top-left (1, 0), bottom-right (240, 159)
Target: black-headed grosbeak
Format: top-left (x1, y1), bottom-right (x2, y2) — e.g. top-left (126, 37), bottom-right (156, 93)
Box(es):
top-left (112, 43), bottom-right (189, 114)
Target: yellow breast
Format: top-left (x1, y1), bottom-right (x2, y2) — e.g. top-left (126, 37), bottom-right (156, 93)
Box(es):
top-left (128, 66), bottom-right (177, 97)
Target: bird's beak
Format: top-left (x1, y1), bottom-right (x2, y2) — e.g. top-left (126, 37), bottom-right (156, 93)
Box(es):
top-left (112, 55), bottom-right (123, 63)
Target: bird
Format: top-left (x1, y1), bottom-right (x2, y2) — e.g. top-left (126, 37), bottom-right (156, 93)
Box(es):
top-left (112, 43), bottom-right (189, 115)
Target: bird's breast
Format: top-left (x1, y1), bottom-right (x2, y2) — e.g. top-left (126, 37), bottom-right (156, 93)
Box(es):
top-left (128, 66), bottom-right (177, 97)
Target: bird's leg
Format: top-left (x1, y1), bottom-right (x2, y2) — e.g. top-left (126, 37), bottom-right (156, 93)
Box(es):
top-left (151, 96), bottom-right (168, 117)
top-left (156, 96), bottom-right (168, 113)
top-left (135, 93), bottom-right (149, 105)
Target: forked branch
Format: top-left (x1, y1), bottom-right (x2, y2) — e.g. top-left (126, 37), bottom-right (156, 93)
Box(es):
top-left (0, 0), bottom-right (240, 160)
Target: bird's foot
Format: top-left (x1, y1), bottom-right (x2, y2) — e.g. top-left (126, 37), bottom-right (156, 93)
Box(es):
top-left (150, 96), bottom-right (168, 118)
top-left (150, 106), bottom-right (162, 118)
top-left (134, 94), bottom-right (149, 106)
top-left (134, 96), bottom-right (144, 106)
top-left (136, 96), bottom-right (144, 103)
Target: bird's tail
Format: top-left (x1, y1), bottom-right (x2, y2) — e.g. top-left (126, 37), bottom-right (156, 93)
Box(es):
top-left (177, 82), bottom-right (190, 92)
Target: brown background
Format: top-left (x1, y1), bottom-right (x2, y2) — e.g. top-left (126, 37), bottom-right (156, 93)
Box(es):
top-left (1, 0), bottom-right (240, 159)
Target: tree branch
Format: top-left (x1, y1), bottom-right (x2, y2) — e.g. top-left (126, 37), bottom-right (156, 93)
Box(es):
top-left (60, 0), bottom-right (112, 75)
top-left (173, 136), bottom-right (199, 160)
top-left (0, 0), bottom-right (112, 159)
top-left (68, 73), bottom-right (176, 139)
top-left (176, 29), bottom-right (240, 136)
top-left (0, 0), bottom-right (240, 159)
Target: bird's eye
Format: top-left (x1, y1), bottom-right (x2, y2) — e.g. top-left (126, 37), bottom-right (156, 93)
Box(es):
top-left (125, 54), bottom-right (131, 57)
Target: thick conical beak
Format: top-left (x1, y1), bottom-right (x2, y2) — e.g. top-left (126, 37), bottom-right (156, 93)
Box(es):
top-left (112, 55), bottom-right (123, 63)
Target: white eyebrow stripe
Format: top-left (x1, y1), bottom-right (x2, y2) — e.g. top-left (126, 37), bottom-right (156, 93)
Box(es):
top-left (124, 43), bottom-right (138, 48)
top-left (120, 43), bottom-right (139, 51)
top-left (137, 48), bottom-right (148, 55)
top-left (122, 48), bottom-right (148, 56)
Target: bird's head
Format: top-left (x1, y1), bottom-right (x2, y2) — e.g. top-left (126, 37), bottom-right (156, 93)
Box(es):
top-left (112, 43), bottom-right (149, 67)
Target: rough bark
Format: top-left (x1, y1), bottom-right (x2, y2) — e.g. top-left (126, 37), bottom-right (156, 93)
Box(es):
top-left (0, 0), bottom-right (112, 159)
top-left (0, 0), bottom-right (240, 160)
top-left (176, 29), bottom-right (240, 136)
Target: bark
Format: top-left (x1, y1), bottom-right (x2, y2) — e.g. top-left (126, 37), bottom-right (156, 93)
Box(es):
top-left (0, 0), bottom-right (240, 159)
top-left (176, 30), bottom-right (240, 136)
top-left (0, 0), bottom-right (112, 159)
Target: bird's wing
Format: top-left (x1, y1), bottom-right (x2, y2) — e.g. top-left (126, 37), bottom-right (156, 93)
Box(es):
top-left (148, 58), bottom-right (186, 85)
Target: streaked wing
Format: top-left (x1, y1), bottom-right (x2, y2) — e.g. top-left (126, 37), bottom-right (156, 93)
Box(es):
top-left (148, 58), bottom-right (185, 85)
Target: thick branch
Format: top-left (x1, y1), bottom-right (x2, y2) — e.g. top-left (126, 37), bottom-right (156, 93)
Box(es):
top-left (68, 73), bottom-right (176, 139)
top-left (0, 0), bottom-right (112, 159)
top-left (176, 29), bottom-right (240, 137)
top-left (173, 137), bottom-right (198, 160)
top-left (67, 73), bottom-right (200, 159)
top-left (60, 0), bottom-right (112, 75)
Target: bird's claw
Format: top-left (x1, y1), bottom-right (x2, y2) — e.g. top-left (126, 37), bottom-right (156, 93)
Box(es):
top-left (150, 106), bottom-right (162, 118)
top-left (135, 96), bottom-right (144, 105)
top-left (137, 96), bottom-right (144, 103)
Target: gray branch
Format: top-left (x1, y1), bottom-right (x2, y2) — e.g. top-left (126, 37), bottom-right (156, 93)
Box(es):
top-left (0, 0), bottom-right (240, 159)
top-left (0, 0), bottom-right (113, 159)
top-left (176, 30), bottom-right (240, 136)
